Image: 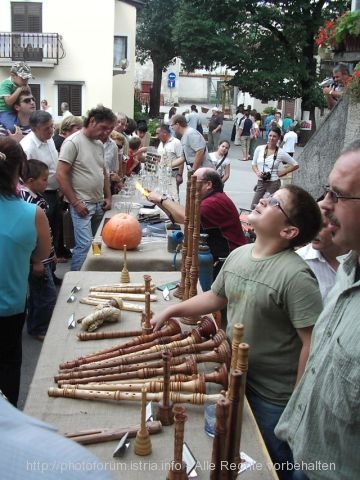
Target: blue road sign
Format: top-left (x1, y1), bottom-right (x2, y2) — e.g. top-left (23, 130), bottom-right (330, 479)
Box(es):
top-left (168, 72), bottom-right (176, 81)
top-left (168, 79), bottom-right (175, 89)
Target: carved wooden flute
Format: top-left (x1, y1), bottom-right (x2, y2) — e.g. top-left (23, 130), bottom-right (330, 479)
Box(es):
top-left (60, 377), bottom-right (207, 394)
top-left (57, 358), bottom-right (199, 385)
top-left (48, 386), bottom-right (221, 405)
top-left (60, 335), bottom-right (229, 376)
top-left (89, 283), bottom-right (156, 293)
top-left (59, 317), bottom-right (217, 370)
top-left (65, 420), bottom-right (162, 445)
top-left (86, 292), bottom-right (158, 302)
top-left (72, 364), bottom-right (228, 388)
top-left (55, 341), bottom-right (231, 384)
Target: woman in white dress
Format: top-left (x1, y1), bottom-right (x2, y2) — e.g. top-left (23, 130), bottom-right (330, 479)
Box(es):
top-left (209, 139), bottom-right (231, 183)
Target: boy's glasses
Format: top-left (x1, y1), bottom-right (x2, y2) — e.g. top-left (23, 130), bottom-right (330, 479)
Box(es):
top-left (266, 195), bottom-right (297, 227)
top-left (21, 97), bottom-right (36, 104)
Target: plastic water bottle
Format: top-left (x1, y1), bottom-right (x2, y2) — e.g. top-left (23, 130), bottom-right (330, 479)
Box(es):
top-left (166, 223), bottom-right (184, 253)
top-left (198, 234), bottom-right (213, 292)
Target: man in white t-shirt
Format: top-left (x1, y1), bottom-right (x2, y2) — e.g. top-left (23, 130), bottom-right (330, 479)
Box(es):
top-left (156, 124), bottom-right (184, 199)
top-left (281, 125), bottom-right (298, 157)
top-left (280, 125), bottom-right (298, 186)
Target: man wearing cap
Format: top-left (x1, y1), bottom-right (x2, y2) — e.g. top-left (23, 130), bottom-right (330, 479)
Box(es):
top-left (207, 107), bottom-right (223, 152)
top-left (0, 62), bottom-right (33, 130)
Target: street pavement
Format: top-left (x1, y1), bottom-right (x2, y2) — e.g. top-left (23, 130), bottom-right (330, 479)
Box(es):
top-left (17, 118), bottom-right (301, 410)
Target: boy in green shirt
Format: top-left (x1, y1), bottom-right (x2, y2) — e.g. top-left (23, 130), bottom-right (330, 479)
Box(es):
top-left (0, 62), bottom-right (33, 130)
top-left (151, 184), bottom-right (323, 479)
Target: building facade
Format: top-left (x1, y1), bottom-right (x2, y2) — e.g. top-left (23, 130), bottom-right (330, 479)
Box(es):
top-left (0, 0), bottom-right (141, 121)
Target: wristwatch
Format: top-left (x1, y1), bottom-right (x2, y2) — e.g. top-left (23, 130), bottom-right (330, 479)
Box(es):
top-left (160, 194), bottom-right (170, 205)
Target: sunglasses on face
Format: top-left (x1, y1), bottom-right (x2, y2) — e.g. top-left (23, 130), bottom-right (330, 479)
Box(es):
top-left (21, 97), bottom-right (36, 104)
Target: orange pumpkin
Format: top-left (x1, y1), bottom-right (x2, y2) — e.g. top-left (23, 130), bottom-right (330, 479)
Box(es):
top-left (102, 213), bottom-right (142, 250)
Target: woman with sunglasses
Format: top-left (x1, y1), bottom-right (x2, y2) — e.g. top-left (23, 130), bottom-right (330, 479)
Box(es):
top-left (251, 126), bottom-right (299, 209)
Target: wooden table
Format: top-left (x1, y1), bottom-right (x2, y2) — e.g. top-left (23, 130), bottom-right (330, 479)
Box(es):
top-left (25, 272), bottom-right (277, 480)
top-left (81, 190), bottom-right (182, 272)
top-left (81, 209), bottom-right (182, 272)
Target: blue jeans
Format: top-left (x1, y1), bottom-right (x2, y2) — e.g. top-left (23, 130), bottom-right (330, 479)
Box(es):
top-left (0, 111), bottom-right (17, 130)
top-left (70, 201), bottom-right (104, 271)
top-left (246, 387), bottom-right (308, 480)
top-left (27, 262), bottom-right (57, 336)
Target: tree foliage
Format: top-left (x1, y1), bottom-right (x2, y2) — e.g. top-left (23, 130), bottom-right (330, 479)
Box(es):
top-left (173, 0), bottom-right (349, 112)
top-left (136, 0), bottom-right (180, 117)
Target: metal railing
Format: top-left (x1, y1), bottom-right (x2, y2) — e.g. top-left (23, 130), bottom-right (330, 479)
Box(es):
top-left (0, 32), bottom-right (61, 64)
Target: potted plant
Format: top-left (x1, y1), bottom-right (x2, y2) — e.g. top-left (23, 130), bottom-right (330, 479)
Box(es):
top-left (334, 10), bottom-right (360, 51)
top-left (315, 20), bottom-right (337, 57)
top-left (347, 62), bottom-right (360, 102)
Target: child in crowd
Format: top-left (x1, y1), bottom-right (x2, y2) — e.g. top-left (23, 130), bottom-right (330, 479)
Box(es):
top-left (109, 130), bottom-right (126, 193)
top-left (125, 136), bottom-right (147, 176)
top-left (20, 159), bottom-right (57, 341)
top-left (0, 62), bottom-right (33, 130)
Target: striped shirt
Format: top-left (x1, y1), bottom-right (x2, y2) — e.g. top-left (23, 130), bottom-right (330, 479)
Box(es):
top-left (0, 122), bottom-right (31, 137)
top-left (20, 187), bottom-right (56, 264)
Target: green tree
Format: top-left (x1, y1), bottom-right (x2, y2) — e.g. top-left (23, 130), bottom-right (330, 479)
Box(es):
top-left (136, 0), bottom-right (179, 117)
top-left (173, 0), bottom-right (349, 126)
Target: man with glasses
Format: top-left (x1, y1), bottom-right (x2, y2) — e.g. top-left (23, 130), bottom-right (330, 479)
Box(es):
top-left (147, 168), bottom-right (247, 281)
top-left (151, 184), bottom-right (323, 479)
top-left (0, 89), bottom-right (35, 139)
top-left (276, 140), bottom-right (360, 479)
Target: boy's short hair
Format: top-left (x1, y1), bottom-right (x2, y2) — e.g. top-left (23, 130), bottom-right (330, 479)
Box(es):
top-left (22, 159), bottom-right (48, 182)
top-left (129, 137), bottom-right (142, 150)
top-left (13, 88), bottom-right (33, 106)
top-left (284, 185), bottom-right (322, 248)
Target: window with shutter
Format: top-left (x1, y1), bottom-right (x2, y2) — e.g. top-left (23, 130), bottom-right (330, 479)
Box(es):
top-left (57, 84), bottom-right (82, 116)
top-left (11, 2), bottom-right (42, 32)
top-left (11, 2), bottom-right (42, 61)
top-left (29, 84), bottom-right (41, 110)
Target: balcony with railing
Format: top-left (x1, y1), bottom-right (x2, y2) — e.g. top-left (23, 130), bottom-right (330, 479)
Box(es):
top-left (0, 32), bottom-right (63, 66)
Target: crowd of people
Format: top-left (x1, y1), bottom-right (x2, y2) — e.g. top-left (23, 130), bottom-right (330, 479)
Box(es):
top-left (1, 59), bottom-right (359, 479)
